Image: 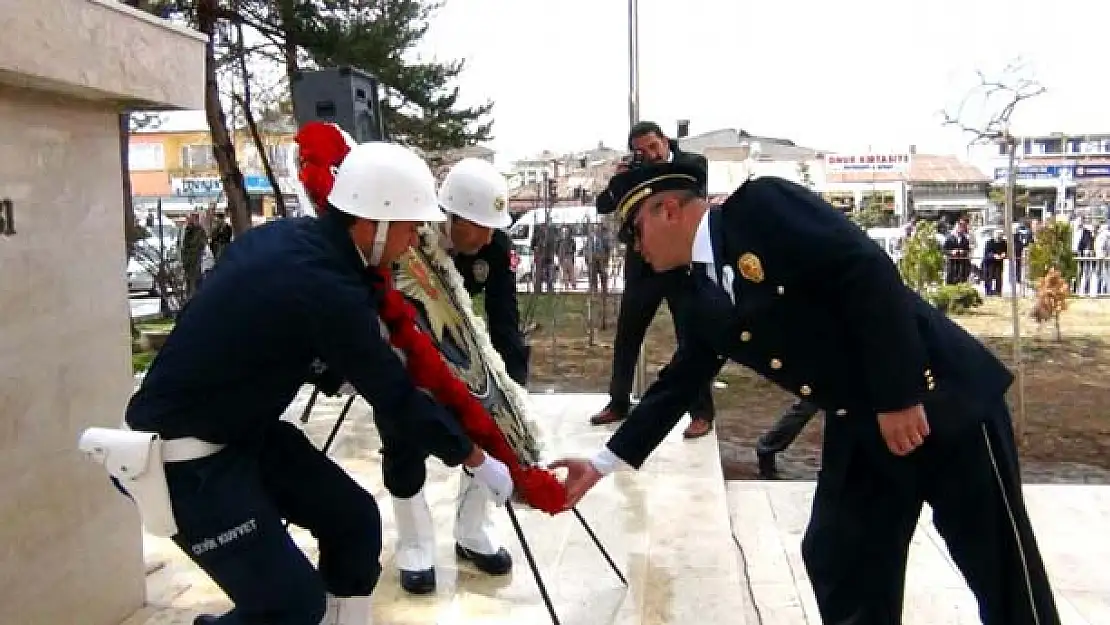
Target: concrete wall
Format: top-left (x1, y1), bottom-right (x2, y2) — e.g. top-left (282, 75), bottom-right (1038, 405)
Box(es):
top-left (0, 1), bottom-right (204, 623)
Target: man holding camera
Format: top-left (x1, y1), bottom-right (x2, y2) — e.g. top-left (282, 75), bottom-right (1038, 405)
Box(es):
top-left (589, 121), bottom-right (716, 439)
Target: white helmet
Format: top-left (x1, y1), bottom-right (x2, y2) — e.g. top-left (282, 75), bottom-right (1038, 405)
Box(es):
top-left (328, 141), bottom-right (444, 223)
top-left (328, 141), bottom-right (444, 265)
top-left (438, 158), bottom-right (511, 229)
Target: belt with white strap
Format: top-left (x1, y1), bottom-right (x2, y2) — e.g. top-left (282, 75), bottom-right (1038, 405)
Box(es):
top-left (121, 421), bottom-right (225, 463)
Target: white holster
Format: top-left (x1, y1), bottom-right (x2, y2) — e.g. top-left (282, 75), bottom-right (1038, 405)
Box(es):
top-left (391, 490), bottom-right (436, 572)
top-left (454, 472), bottom-right (501, 555)
top-left (78, 427), bottom-right (224, 538)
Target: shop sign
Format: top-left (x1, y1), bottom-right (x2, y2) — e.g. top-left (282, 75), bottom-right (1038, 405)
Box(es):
top-left (994, 165), bottom-right (1071, 181)
top-left (826, 153), bottom-right (911, 173)
top-left (1073, 165), bottom-right (1110, 178)
top-left (171, 175), bottom-right (275, 196)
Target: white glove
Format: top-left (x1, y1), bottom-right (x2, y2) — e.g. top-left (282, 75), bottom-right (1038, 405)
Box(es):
top-left (467, 453), bottom-right (514, 505)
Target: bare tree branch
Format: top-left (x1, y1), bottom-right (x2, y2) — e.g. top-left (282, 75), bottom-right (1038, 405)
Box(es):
top-left (940, 57), bottom-right (1046, 145)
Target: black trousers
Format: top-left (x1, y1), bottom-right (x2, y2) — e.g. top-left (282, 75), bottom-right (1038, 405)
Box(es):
top-left (163, 422), bottom-right (382, 624)
top-left (801, 403), bottom-right (1060, 625)
top-left (755, 399), bottom-right (820, 456)
top-left (609, 259), bottom-right (714, 418)
top-left (983, 261), bottom-right (1004, 295)
top-left (377, 422), bottom-right (430, 500)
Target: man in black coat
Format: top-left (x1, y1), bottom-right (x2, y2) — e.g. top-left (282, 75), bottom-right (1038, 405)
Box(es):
top-left (554, 161), bottom-right (1061, 625)
top-left (589, 121), bottom-right (716, 439)
top-left (944, 218), bottom-right (973, 284)
top-left (982, 230), bottom-right (1008, 295)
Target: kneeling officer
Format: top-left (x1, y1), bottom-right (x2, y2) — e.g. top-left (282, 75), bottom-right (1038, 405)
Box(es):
top-left (79, 142), bottom-right (513, 625)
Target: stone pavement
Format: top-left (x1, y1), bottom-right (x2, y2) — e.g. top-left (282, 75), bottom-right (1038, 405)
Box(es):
top-left (121, 392), bottom-right (753, 625)
top-left (728, 481), bottom-right (1110, 624)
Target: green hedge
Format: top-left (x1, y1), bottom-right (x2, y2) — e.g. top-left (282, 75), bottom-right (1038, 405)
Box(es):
top-left (925, 283), bottom-right (983, 314)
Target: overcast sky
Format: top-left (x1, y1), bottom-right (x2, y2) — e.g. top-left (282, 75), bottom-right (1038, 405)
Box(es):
top-left (414, 0), bottom-right (1110, 161)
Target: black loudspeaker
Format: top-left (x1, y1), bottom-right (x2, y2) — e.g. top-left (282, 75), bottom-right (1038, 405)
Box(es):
top-left (291, 66), bottom-right (386, 142)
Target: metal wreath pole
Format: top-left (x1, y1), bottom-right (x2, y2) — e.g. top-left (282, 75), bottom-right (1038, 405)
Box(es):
top-left (297, 388), bottom-right (630, 625)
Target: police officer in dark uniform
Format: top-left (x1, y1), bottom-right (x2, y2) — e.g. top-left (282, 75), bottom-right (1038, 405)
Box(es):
top-left (454, 227), bottom-right (530, 385)
top-left (554, 162), bottom-right (1061, 625)
top-left (589, 121), bottom-right (716, 439)
top-left (120, 143), bottom-right (513, 625)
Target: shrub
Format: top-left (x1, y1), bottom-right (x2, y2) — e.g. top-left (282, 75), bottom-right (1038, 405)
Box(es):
top-left (1027, 221), bottom-right (1077, 283)
top-left (897, 221), bottom-right (944, 292)
top-left (926, 283), bottom-right (984, 314)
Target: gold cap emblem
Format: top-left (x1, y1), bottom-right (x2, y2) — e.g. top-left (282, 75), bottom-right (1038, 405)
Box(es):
top-left (738, 252), bottom-right (764, 283)
top-left (493, 196), bottom-right (506, 212)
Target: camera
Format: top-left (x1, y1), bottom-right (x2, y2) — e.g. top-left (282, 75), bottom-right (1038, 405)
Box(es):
top-left (627, 149), bottom-right (648, 167)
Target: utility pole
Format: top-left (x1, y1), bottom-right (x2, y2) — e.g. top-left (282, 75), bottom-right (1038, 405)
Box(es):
top-left (1002, 132), bottom-right (1027, 438)
top-left (628, 0), bottom-right (649, 400)
top-left (627, 0), bottom-right (640, 127)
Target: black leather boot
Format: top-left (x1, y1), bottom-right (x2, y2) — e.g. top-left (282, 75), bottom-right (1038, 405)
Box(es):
top-left (455, 543), bottom-right (513, 575)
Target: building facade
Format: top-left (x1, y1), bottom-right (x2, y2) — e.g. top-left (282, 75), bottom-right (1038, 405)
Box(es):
top-left (969, 132), bottom-right (1110, 220)
top-left (128, 110), bottom-right (301, 221)
top-left (821, 149), bottom-right (990, 225)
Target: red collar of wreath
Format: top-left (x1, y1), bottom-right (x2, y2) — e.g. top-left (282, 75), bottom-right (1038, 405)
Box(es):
top-left (374, 267), bottom-right (567, 514)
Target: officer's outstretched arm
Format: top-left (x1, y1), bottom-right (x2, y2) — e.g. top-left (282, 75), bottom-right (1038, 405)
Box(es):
top-left (303, 280), bottom-right (475, 468)
top-left (604, 332), bottom-right (726, 471)
top-left (735, 177), bottom-right (928, 414)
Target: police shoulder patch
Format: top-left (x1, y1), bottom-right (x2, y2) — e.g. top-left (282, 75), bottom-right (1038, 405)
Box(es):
top-left (473, 259), bottom-right (490, 283)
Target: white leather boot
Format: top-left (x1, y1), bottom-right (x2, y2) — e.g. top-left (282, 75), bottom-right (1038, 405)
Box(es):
top-left (391, 490), bottom-right (437, 594)
top-left (453, 471), bottom-right (512, 575)
top-left (320, 593), bottom-right (373, 625)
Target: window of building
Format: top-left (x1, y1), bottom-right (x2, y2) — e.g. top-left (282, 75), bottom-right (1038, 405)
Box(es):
top-left (821, 192), bottom-right (855, 211)
top-left (861, 191), bottom-right (896, 210)
top-left (267, 144), bottom-right (295, 175)
top-left (129, 142), bottom-right (165, 171)
top-left (181, 144), bottom-right (216, 170)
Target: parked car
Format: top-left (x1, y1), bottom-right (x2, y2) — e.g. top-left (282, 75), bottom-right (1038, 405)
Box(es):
top-left (127, 256), bottom-right (155, 294)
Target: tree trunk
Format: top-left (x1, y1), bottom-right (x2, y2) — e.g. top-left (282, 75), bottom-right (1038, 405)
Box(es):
top-left (240, 98), bottom-right (287, 217)
top-left (278, 0), bottom-right (301, 88)
top-left (198, 0), bottom-right (252, 235)
top-left (1054, 313), bottom-right (1061, 342)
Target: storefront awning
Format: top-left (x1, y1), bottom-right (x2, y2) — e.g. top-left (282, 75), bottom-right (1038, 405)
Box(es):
top-left (913, 198), bottom-right (991, 211)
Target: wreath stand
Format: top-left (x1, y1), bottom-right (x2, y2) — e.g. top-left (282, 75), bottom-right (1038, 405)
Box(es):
top-left (294, 387), bottom-right (628, 625)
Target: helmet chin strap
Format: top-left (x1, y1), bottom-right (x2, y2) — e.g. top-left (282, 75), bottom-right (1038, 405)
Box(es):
top-left (440, 214), bottom-right (455, 250)
top-left (370, 220), bottom-right (390, 266)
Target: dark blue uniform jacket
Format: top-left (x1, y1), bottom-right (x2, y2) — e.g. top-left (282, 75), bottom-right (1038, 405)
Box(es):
top-left (453, 229), bottom-right (530, 385)
top-left (608, 177), bottom-right (1014, 468)
top-left (126, 213), bottom-right (473, 467)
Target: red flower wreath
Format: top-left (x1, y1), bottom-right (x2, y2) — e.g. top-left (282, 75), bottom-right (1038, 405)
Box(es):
top-left (294, 121), bottom-right (356, 214)
top-left (375, 270), bottom-right (568, 515)
top-left (294, 123), bottom-right (567, 514)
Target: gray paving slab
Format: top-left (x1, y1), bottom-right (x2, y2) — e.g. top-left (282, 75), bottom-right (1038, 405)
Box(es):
top-left (728, 481), bottom-right (1110, 624)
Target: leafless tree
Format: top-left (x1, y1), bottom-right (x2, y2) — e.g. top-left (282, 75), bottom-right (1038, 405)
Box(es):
top-left (940, 58), bottom-right (1046, 439)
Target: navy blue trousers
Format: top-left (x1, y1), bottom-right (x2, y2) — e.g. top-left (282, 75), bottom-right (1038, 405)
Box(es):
top-left (801, 402), bottom-right (1060, 625)
top-left (164, 422), bottom-right (381, 625)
